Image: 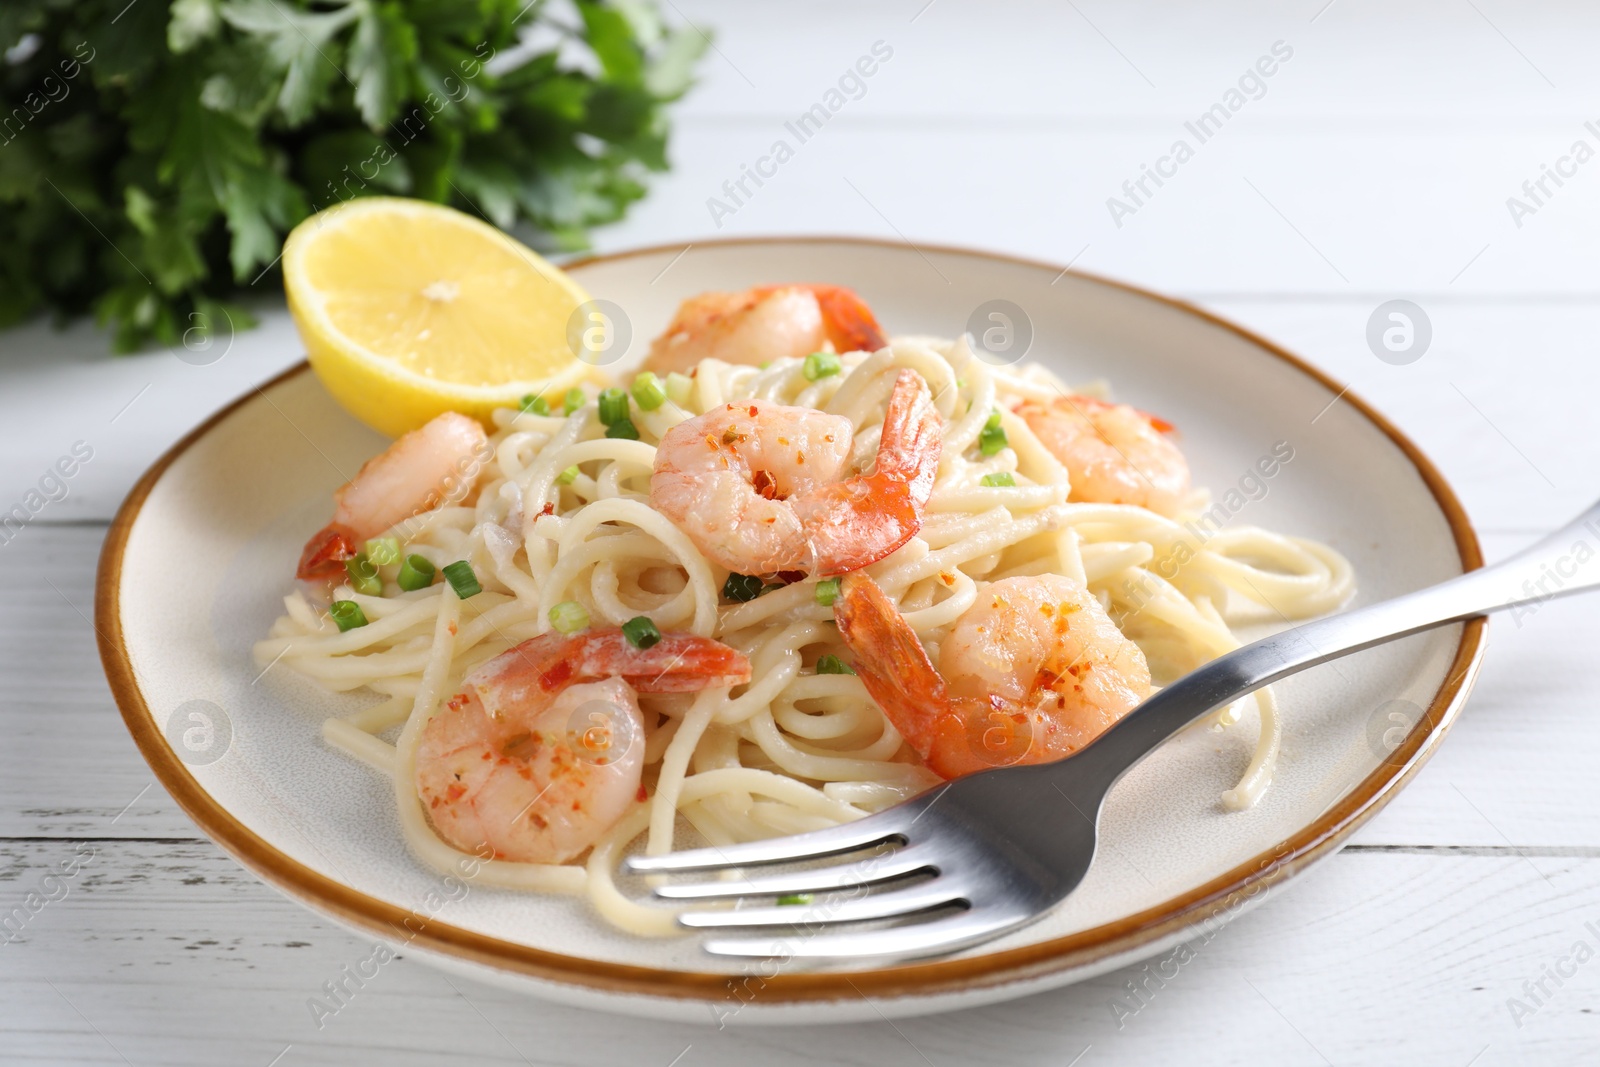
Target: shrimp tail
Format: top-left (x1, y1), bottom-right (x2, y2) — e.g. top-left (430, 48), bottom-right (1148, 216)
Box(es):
top-left (297, 522), bottom-right (360, 580)
top-left (871, 368), bottom-right (942, 507)
top-left (809, 284), bottom-right (887, 353)
top-left (470, 630), bottom-right (752, 709)
top-left (802, 369), bottom-right (942, 577)
top-left (833, 573), bottom-right (947, 761)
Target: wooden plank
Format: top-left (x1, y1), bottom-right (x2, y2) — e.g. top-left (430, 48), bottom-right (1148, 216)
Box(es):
top-left (666, 0), bottom-right (1600, 122)
top-left (0, 839), bottom-right (1595, 1063)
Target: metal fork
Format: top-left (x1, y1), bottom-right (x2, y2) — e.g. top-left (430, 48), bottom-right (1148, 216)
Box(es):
top-left (624, 498), bottom-right (1600, 963)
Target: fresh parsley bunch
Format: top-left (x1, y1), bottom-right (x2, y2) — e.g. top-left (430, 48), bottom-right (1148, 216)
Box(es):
top-left (0, 0), bottom-right (705, 350)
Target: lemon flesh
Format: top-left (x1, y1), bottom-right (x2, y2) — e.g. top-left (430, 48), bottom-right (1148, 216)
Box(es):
top-left (283, 197), bottom-right (602, 437)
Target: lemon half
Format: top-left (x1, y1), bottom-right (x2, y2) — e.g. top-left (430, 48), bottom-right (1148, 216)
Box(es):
top-left (283, 197), bottom-right (603, 437)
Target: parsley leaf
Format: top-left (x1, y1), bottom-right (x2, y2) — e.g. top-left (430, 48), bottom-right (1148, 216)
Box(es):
top-left (0, 0), bottom-right (708, 351)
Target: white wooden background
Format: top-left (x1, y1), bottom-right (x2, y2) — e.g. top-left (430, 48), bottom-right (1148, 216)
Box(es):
top-left (5, 0), bottom-right (1600, 1062)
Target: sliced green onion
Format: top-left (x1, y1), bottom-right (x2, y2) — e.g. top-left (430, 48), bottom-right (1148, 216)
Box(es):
top-left (722, 573), bottom-right (765, 603)
top-left (548, 600), bottom-right (590, 634)
top-left (563, 387), bottom-right (586, 415)
top-left (605, 418), bottom-right (640, 440)
top-left (557, 465), bottom-right (580, 485)
top-left (622, 615), bottom-right (661, 650)
top-left (980, 472), bottom-right (1017, 488)
top-left (803, 351), bottom-right (841, 381)
top-left (363, 536), bottom-right (401, 567)
top-left (814, 578), bottom-right (841, 607)
top-left (776, 893), bottom-right (813, 906)
top-left (631, 371), bottom-right (666, 411)
top-left (397, 554), bottom-right (435, 592)
top-left (597, 387), bottom-right (629, 426)
top-left (330, 600), bottom-right (368, 632)
top-left (442, 560), bottom-right (481, 599)
top-left (344, 553), bottom-right (383, 596)
top-left (519, 393), bottom-right (549, 416)
top-left (665, 372), bottom-right (694, 406)
top-left (815, 654), bottom-right (855, 675)
top-left (978, 410), bottom-right (1008, 457)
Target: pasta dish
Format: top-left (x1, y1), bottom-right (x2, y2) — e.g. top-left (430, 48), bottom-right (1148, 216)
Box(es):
top-left (255, 282), bottom-right (1353, 935)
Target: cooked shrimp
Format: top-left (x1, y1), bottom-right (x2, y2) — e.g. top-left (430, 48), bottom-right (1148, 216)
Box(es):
top-left (1014, 395), bottom-right (1190, 518)
top-left (834, 573), bottom-right (1151, 778)
top-left (417, 629), bottom-right (751, 863)
top-left (297, 412), bottom-right (490, 579)
top-left (650, 368), bottom-right (941, 577)
top-left (642, 284), bottom-right (887, 375)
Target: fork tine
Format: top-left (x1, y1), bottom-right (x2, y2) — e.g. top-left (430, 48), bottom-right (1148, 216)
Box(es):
top-left (652, 846), bottom-right (937, 901)
top-left (702, 906), bottom-right (1031, 961)
top-left (678, 881), bottom-right (962, 929)
top-left (622, 799), bottom-right (929, 876)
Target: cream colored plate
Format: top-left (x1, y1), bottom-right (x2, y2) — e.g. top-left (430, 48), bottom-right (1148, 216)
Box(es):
top-left (98, 237), bottom-right (1485, 1024)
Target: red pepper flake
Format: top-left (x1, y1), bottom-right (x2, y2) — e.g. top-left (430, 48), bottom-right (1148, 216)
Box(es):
top-left (540, 501), bottom-right (556, 517)
top-left (748, 405), bottom-right (758, 417)
top-left (636, 784), bottom-right (649, 802)
top-left (751, 468), bottom-right (779, 500)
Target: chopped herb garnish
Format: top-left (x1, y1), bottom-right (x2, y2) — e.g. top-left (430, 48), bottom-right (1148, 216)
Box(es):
top-left (723, 572), bottom-right (766, 602)
top-left (557, 465), bottom-right (580, 485)
top-left (397, 554), bottom-right (436, 592)
top-left (549, 600), bottom-right (590, 634)
top-left (631, 371), bottom-right (667, 411)
top-left (345, 553), bottom-right (383, 597)
top-left (563, 388), bottom-right (586, 416)
top-left (776, 893), bottom-right (813, 906)
top-left (816, 655), bottom-right (855, 675)
top-left (980, 472), bottom-right (1017, 487)
top-left (814, 578), bottom-right (841, 607)
top-left (803, 351), bottom-right (842, 381)
top-left (363, 536), bottom-right (400, 567)
top-left (330, 600), bottom-right (368, 632)
top-left (665, 372), bottom-right (694, 406)
top-left (442, 560), bottom-right (482, 599)
top-left (605, 417), bottom-right (641, 440)
top-left (597, 387), bottom-right (629, 426)
top-left (519, 394), bottom-right (550, 416)
top-left (622, 615), bottom-right (661, 649)
top-left (978, 410), bottom-right (1008, 457)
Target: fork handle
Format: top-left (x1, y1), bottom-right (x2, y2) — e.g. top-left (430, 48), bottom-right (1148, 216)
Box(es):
top-left (1067, 497), bottom-right (1600, 791)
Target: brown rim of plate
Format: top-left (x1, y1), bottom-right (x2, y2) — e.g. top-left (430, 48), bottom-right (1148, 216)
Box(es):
top-left (95, 235), bottom-right (1487, 1006)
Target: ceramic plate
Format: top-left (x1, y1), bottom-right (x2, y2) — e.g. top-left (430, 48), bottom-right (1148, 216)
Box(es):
top-left (96, 237), bottom-right (1485, 1024)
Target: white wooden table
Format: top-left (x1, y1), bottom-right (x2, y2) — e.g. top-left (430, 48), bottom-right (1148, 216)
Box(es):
top-left (6, 2), bottom-right (1600, 1062)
